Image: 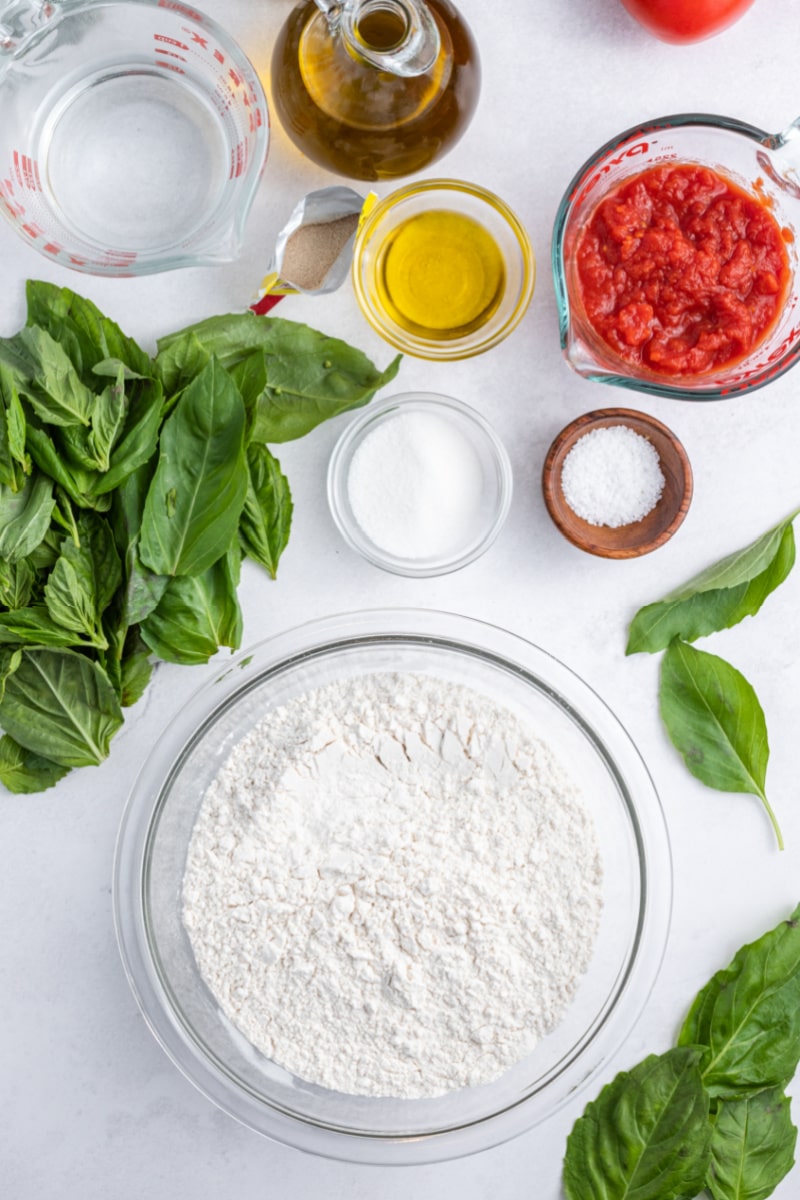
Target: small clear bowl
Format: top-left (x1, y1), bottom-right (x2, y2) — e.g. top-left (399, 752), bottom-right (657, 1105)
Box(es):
top-left (327, 392), bottom-right (513, 576)
top-left (112, 609), bottom-right (672, 1165)
top-left (352, 179), bottom-right (535, 360)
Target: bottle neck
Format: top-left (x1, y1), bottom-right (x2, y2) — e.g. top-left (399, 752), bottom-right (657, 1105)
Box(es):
top-left (315, 0), bottom-right (441, 77)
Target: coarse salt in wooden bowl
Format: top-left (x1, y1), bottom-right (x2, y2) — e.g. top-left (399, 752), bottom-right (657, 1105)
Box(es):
top-left (541, 407), bottom-right (693, 559)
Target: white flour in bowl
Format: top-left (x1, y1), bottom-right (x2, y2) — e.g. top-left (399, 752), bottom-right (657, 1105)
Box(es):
top-left (182, 672), bottom-right (603, 1099)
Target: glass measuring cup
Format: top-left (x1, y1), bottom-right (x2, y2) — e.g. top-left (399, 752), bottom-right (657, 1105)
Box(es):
top-left (552, 113), bottom-right (800, 400)
top-left (0, 0), bottom-right (269, 275)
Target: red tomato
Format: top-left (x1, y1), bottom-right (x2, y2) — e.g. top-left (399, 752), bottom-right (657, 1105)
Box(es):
top-left (619, 0), bottom-right (756, 43)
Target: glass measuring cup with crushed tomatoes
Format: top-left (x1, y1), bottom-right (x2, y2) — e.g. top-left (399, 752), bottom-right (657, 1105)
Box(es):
top-left (574, 163), bottom-right (791, 378)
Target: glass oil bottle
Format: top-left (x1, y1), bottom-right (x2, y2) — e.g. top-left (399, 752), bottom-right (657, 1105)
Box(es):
top-left (270, 0), bottom-right (480, 181)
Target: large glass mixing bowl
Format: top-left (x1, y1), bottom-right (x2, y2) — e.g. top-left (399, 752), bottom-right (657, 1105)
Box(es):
top-left (113, 609), bottom-right (671, 1164)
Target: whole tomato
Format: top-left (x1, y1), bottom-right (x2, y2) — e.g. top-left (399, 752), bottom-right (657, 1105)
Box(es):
top-left (619, 0), bottom-right (756, 43)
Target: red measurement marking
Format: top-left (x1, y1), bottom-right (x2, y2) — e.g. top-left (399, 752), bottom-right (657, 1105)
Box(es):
top-left (43, 242), bottom-right (62, 255)
top-left (229, 140), bottom-right (248, 179)
top-left (158, 1), bottom-right (202, 20)
top-left (21, 222), bottom-right (43, 238)
top-left (569, 141), bottom-right (650, 207)
top-left (155, 48), bottom-right (187, 61)
top-left (190, 31), bottom-right (208, 47)
top-left (68, 256), bottom-right (87, 266)
top-left (12, 151), bottom-right (40, 191)
top-left (229, 68), bottom-right (241, 87)
top-left (214, 48), bottom-right (224, 64)
top-left (155, 60), bottom-right (186, 74)
top-left (154, 33), bottom-right (188, 48)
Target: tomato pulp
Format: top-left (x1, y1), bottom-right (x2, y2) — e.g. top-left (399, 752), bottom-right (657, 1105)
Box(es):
top-left (575, 163), bottom-right (791, 377)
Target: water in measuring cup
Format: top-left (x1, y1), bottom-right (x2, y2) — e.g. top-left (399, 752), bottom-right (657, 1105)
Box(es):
top-left (39, 66), bottom-right (229, 252)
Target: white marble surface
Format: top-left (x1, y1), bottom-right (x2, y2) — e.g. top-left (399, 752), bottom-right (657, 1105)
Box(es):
top-left (2, 0), bottom-right (800, 1195)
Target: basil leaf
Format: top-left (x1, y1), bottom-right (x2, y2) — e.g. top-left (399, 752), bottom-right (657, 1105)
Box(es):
top-left (627, 511), bottom-right (799, 654)
top-left (157, 313), bottom-right (402, 443)
top-left (139, 357), bottom-right (247, 577)
top-left (51, 485), bottom-right (80, 544)
top-left (44, 514), bottom-right (121, 649)
top-left (91, 357), bottom-right (147, 381)
top-left (0, 646), bottom-right (123, 766)
top-left (0, 605), bottom-right (97, 647)
top-left (92, 378), bottom-right (164, 496)
top-left (0, 473), bottom-right (55, 563)
top-left (140, 543), bottom-right (242, 665)
top-left (228, 350), bottom-right (267, 440)
top-left (88, 364), bottom-right (128, 471)
top-left (707, 1087), bottom-right (797, 1200)
top-left (16, 325), bottom-right (95, 427)
top-left (0, 363), bottom-right (31, 490)
top-left (659, 639), bottom-right (781, 848)
top-left (25, 280), bottom-right (152, 380)
top-left (25, 424), bottom-right (109, 512)
top-left (563, 1047), bottom-right (711, 1200)
top-left (0, 335), bottom-right (35, 387)
top-left (152, 329), bottom-right (210, 397)
top-left (678, 903), bottom-right (800, 1098)
top-left (239, 445), bottom-right (293, 579)
top-left (0, 558), bottom-right (35, 610)
top-left (0, 732), bottom-right (69, 794)
top-left (111, 464), bottom-right (167, 629)
top-left (120, 629), bottom-right (154, 708)
top-left (255, 343), bottom-right (401, 443)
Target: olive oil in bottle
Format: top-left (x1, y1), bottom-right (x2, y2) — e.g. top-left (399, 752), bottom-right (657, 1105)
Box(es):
top-left (270, 0), bottom-right (480, 181)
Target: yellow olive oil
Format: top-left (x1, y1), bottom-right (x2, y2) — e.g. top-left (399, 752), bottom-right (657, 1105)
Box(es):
top-left (375, 209), bottom-right (506, 339)
top-left (270, 0), bottom-right (480, 181)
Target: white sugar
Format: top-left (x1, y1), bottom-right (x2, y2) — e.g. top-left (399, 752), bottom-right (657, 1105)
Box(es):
top-left (561, 424), bottom-right (665, 527)
top-left (347, 410), bottom-right (485, 559)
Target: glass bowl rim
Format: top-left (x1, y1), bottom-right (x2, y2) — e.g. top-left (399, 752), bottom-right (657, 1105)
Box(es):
top-left (112, 607), bottom-right (673, 1165)
top-left (352, 177), bottom-right (536, 361)
top-left (550, 111), bottom-right (800, 401)
top-left (326, 392), bottom-right (514, 577)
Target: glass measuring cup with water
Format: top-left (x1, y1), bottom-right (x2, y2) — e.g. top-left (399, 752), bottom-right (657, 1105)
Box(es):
top-left (0, 0), bottom-right (269, 275)
top-left (552, 113), bottom-right (800, 400)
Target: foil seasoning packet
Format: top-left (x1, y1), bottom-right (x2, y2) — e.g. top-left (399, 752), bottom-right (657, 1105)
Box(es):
top-left (251, 186), bottom-right (376, 314)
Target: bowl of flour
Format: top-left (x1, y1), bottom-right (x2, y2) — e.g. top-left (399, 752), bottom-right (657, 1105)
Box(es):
top-left (113, 609), bottom-right (671, 1164)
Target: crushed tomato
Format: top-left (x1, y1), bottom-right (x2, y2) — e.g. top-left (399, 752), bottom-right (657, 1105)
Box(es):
top-left (575, 163), bottom-right (791, 376)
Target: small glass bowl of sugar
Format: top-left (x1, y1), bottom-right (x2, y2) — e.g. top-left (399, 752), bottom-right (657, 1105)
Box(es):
top-left (327, 392), bottom-right (513, 576)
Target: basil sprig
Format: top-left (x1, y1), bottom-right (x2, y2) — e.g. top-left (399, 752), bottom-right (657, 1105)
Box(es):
top-left (564, 903), bottom-right (800, 1200)
top-left (0, 281), bottom-right (401, 792)
top-left (627, 510), bottom-right (798, 849)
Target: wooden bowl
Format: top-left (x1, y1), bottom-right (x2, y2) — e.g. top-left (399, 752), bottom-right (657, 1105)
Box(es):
top-left (542, 408), bottom-right (693, 559)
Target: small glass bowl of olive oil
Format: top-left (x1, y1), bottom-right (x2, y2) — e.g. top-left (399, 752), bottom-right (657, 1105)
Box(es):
top-left (352, 179), bottom-right (536, 360)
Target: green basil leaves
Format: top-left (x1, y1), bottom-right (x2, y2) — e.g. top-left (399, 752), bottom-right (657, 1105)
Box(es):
top-left (627, 511), bottom-right (798, 849)
top-left (0, 280), bottom-right (401, 792)
top-left (564, 1048), bottom-right (711, 1200)
top-left (564, 904), bottom-right (800, 1200)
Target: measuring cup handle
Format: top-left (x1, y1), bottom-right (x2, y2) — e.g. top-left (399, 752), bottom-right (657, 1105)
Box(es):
top-left (758, 118), bottom-right (800, 201)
